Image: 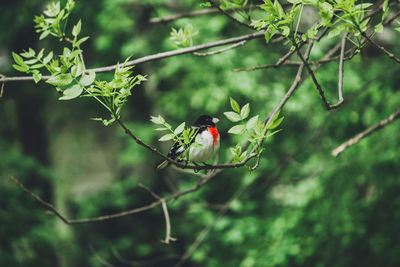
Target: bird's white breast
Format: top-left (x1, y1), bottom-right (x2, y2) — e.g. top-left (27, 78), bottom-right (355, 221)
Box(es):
top-left (188, 129), bottom-right (218, 163)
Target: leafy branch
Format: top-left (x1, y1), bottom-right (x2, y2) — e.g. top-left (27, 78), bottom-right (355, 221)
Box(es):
top-left (225, 98), bottom-right (283, 165)
top-left (11, 0), bottom-right (146, 126)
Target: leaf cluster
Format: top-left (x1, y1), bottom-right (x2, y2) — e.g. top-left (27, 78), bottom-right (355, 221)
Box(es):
top-left (89, 61), bottom-right (147, 125)
top-left (225, 98), bottom-right (283, 163)
top-left (12, 0), bottom-right (146, 126)
top-left (251, 0), bottom-right (391, 49)
top-left (170, 24), bottom-right (198, 48)
top-left (33, 0), bottom-right (75, 40)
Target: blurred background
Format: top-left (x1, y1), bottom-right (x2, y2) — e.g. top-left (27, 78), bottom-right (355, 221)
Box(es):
top-left (1, 0), bottom-right (400, 266)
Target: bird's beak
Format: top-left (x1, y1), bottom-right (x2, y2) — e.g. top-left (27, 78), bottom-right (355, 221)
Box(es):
top-left (212, 117), bottom-right (219, 124)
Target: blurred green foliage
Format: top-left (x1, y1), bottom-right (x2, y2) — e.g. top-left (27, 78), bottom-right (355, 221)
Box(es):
top-left (1, 0), bottom-right (400, 266)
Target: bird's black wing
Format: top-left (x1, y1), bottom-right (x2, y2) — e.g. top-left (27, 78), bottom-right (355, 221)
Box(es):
top-left (167, 126), bottom-right (204, 159)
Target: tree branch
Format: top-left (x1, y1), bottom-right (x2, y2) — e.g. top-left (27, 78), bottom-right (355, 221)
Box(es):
top-left (8, 168), bottom-right (222, 225)
top-left (8, 175), bottom-right (71, 225)
top-left (332, 108), bottom-right (400, 157)
top-left (8, 42), bottom-right (318, 227)
top-left (362, 32), bottom-right (400, 64)
top-left (0, 31), bottom-right (266, 83)
top-left (295, 33), bottom-right (349, 110)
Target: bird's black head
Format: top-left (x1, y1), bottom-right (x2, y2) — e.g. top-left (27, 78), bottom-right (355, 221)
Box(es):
top-left (193, 115), bottom-right (219, 127)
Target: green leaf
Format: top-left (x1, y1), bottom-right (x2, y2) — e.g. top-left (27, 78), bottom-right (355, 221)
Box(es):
top-left (328, 25), bottom-right (344, 38)
top-left (228, 125), bottom-right (245, 134)
top-left (224, 111), bottom-right (242, 122)
top-left (46, 73), bottom-right (73, 86)
top-left (59, 84), bottom-right (84, 100)
top-left (12, 64), bottom-right (29, 72)
top-left (268, 129), bottom-right (282, 137)
top-left (280, 26), bottom-right (290, 37)
top-left (269, 116), bottom-right (284, 130)
top-left (43, 51), bottom-right (53, 65)
top-left (69, 49), bottom-right (82, 60)
top-left (71, 59), bottom-right (84, 77)
top-left (37, 48), bottom-right (44, 59)
top-left (246, 115), bottom-right (259, 130)
top-left (240, 103), bottom-right (250, 119)
top-left (150, 115), bottom-right (165, 125)
top-left (39, 30), bottom-right (50, 40)
top-left (72, 19), bottom-right (81, 37)
top-left (382, 0), bottom-right (389, 21)
top-left (375, 23), bottom-right (383, 33)
top-left (63, 47), bottom-right (71, 58)
top-left (30, 63), bottom-right (44, 69)
top-left (79, 71), bottom-right (95, 86)
top-left (354, 3), bottom-right (373, 11)
top-left (24, 58), bottom-right (39, 65)
top-left (32, 71), bottom-right (42, 83)
top-left (174, 122), bottom-right (185, 135)
top-left (12, 52), bottom-right (24, 65)
top-left (74, 36), bottom-right (90, 47)
top-left (265, 30), bottom-right (271, 43)
top-left (155, 127), bottom-right (168, 131)
top-left (230, 97), bottom-right (240, 113)
top-left (274, 0), bottom-right (285, 18)
top-left (159, 133), bottom-right (174, 142)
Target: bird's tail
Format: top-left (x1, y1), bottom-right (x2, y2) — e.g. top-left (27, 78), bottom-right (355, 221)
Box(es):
top-left (155, 160), bottom-right (169, 170)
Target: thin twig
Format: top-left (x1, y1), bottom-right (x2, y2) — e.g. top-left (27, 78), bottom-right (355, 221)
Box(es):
top-left (295, 34), bottom-right (350, 111)
top-left (250, 153), bottom-right (262, 171)
top-left (8, 175), bottom-right (70, 225)
top-left (233, 60), bottom-right (300, 71)
top-left (138, 183), bottom-right (177, 244)
top-left (160, 199), bottom-right (176, 244)
top-left (329, 33), bottom-right (347, 109)
top-left (0, 74), bottom-right (5, 98)
top-left (192, 40), bottom-right (247, 56)
top-left (263, 41), bottom-right (314, 131)
top-left (332, 108), bottom-right (400, 157)
top-left (208, 0), bottom-right (257, 30)
top-left (89, 245), bottom-right (115, 267)
top-left (295, 46), bottom-right (332, 110)
top-left (149, 7), bottom-right (253, 24)
top-left (233, 47), bottom-right (299, 72)
top-left (8, 169), bottom-right (221, 225)
top-left (362, 32), bottom-right (400, 64)
top-left (383, 9), bottom-right (400, 25)
top-left (65, 37), bottom-right (86, 72)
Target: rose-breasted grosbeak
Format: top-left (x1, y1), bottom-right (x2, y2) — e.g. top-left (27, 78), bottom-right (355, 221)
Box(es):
top-left (156, 115), bottom-right (220, 170)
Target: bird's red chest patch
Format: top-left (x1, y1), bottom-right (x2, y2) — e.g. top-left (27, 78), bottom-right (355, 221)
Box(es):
top-left (208, 127), bottom-right (219, 147)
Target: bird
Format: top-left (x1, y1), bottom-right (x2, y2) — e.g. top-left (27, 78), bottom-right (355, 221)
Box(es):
top-left (156, 115), bottom-right (220, 170)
